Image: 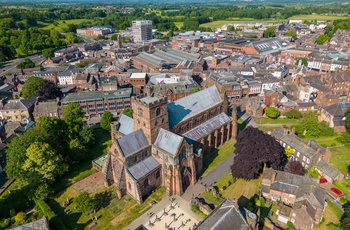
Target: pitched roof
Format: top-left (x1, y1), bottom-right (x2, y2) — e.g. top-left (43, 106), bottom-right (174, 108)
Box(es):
top-left (117, 129), bottom-right (149, 157)
top-left (196, 200), bottom-right (250, 230)
top-left (154, 129), bottom-right (183, 156)
top-left (118, 114), bottom-right (134, 135)
top-left (183, 113), bottom-right (231, 143)
top-left (128, 156), bottom-right (160, 180)
top-left (167, 85), bottom-right (222, 127)
top-left (33, 101), bottom-right (58, 114)
top-left (323, 102), bottom-right (350, 117)
top-left (315, 160), bottom-right (343, 181)
top-left (12, 217), bottom-right (49, 230)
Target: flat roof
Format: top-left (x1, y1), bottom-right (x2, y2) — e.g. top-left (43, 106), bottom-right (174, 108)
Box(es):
top-left (130, 73), bottom-right (147, 79)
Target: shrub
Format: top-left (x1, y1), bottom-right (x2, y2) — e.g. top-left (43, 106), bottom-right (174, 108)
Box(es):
top-left (284, 109), bottom-right (302, 119)
top-left (13, 212), bottom-right (26, 223)
top-left (265, 107), bottom-right (280, 119)
top-left (9, 209), bottom-right (16, 217)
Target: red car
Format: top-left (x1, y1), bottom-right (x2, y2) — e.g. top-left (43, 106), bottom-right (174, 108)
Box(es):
top-left (331, 188), bottom-right (342, 196)
top-left (320, 178), bottom-right (328, 184)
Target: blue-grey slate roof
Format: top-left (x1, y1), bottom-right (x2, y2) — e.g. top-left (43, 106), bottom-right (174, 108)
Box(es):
top-left (128, 156), bottom-right (160, 180)
top-left (167, 85), bottom-right (222, 128)
top-left (183, 112), bottom-right (231, 143)
top-left (117, 129), bottom-right (149, 157)
top-left (154, 128), bottom-right (183, 155)
top-left (118, 114), bottom-right (134, 135)
top-left (196, 200), bottom-right (249, 230)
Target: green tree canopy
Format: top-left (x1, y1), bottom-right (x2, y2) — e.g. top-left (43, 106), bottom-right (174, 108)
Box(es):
top-left (316, 34), bottom-right (330, 45)
top-left (63, 102), bottom-right (85, 137)
top-left (265, 107), bottom-right (280, 119)
top-left (182, 18), bottom-right (199, 31)
top-left (16, 58), bottom-right (35, 69)
top-left (345, 107), bottom-right (350, 132)
top-left (296, 58), bottom-right (308, 67)
top-left (42, 48), bottom-right (55, 58)
top-left (122, 108), bottom-right (133, 118)
top-left (75, 192), bottom-right (96, 213)
top-left (226, 25), bottom-right (235, 31)
top-left (21, 76), bottom-right (45, 99)
top-left (284, 109), bottom-right (302, 119)
top-left (286, 29), bottom-right (297, 39)
top-left (263, 27), bottom-right (275, 38)
top-left (100, 111), bottom-right (114, 132)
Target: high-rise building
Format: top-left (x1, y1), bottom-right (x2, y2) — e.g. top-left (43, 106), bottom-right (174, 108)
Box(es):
top-left (132, 20), bottom-right (152, 43)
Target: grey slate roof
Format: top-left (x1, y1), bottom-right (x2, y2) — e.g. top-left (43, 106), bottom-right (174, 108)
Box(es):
top-left (2, 97), bottom-right (36, 110)
top-left (167, 85), bottom-right (222, 127)
top-left (118, 114), bottom-right (134, 135)
top-left (33, 101), bottom-right (58, 115)
top-left (315, 160), bottom-right (343, 181)
top-left (128, 156), bottom-right (160, 180)
top-left (12, 217), bottom-right (49, 230)
top-left (270, 128), bottom-right (319, 160)
top-left (196, 200), bottom-right (249, 230)
top-left (154, 128), bottom-right (183, 155)
top-left (117, 129), bottom-right (149, 157)
top-left (183, 113), bottom-right (231, 143)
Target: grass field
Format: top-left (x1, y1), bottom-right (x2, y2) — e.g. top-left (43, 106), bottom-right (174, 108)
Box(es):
top-left (289, 14), bottom-right (349, 21)
top-left (38, 19), bottom-right (94, 32)
top-left (255, 118), bottom-right (299, 125)
top-left (314, 201), bottom-right (342, 230)
top-left (201, 138), bottom-right (236, 177)
top-left (174, 22), bottom-right (183, 29)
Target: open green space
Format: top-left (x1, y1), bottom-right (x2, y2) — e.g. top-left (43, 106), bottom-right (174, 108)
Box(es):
top-left (255, 118), bottom-right (299, 125)
top-left (200, 18), bottom-right (283, 29)
top-left (174, 22), bottom-right (184, 29)
top-left (38, 19), bottom-right (94, 32)
top-left (221, 176), bottom-right (260, 201)
top-left (289, 14), bottom-right (349, 21)
top-left (201, 138), bottom-right (236, 177)
top-left (49, 186), bottom-right (166, 230)
top-left (314, 201), bottom-right (341, 230)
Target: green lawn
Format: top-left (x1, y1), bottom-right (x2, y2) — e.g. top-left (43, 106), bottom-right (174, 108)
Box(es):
top-left (288, 14), bottom-right (349, 21)
top-left (258, 126), bottom-right (281, 132)
top-left (49, 186), bottom-right (166, 230)
top-left (202, 191), bottom-right (223, 206)
top-left (255, 118), bottom-right (299, 124)
top-left (174, 22), bottom-right (183, 29)
top-left (314, 202), bottom-right (341, 230)
top-left (221, 176), bottom-right (260, 202)
top-left (38, 19), bottom-right (94, 32)
top-left (201, 138), bottom-right (236, 177)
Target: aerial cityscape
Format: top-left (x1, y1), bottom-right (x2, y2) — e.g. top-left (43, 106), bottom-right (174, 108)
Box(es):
top-left (1, 0), bottom-right (350, 230)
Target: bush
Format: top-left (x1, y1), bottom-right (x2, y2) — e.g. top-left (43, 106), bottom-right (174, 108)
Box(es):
top-left (9, 209), bottom-right (16, 217)
top-left (284, 109), bottom-right (302, 119)
top-left (35, 200), bottom-right (67, 230)
top-left (336, 132), bottom-right (350, 144)
top-left (13, 212), bottom-right (26, 223)
top-left (265, 107), bottom-right (280, 119)
top-left (308, 167), bottom-right (320, 179)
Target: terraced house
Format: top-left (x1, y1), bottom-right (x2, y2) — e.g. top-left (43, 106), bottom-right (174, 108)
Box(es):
top-left (102, 85), bottom-right (237, 204)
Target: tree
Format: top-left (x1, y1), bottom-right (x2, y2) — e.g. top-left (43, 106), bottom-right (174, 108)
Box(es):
top-left (345, 107), bottom-right (350, 132)
top-left (263, 27), bottom-right (275, 38)
top-left (316, 34), bottom-right (330, 45)
top-left (75, 192), bottom-right (95, 213)
top-left (16, 58), bottom-right (35, 69)
top-left (39, 80), bottom-right (63, 100)
top-left (231, 127), bottom-right (285, 180)
top-left (286, 30), bottom-right (297, 39)
top-left (296, 58), bottom-right (308, 67)
top-left (285, 161), bottom-right (306, 176)
top-left (122, 108), bottom-right (133, 118)
top-left (21, 76), bottom-right (45, 99)
top-left (341, 202), bottom-right (350, 229)
top-left (0, 45), bottom-right (14, 62)
top-left (63, 102), bottom-right (85, 137)
top-left (265, 107), bottom-right (280, 119)
top-left (111, 34), bottom-right (119, 41)
top-left (226, 25), bottom-right (235, 31)
top-left (182, 18), bottom-right (199, 31)
top-left (23, 142), bottom-right (67, 183)
top-left (42, 48), bottom-right (55, 58)
top-left (284, 146), bottom-right (295, 159)
top-left (79, 126), bottom-right (95, 146)
top-left (100, 111), bottom-right (114, 132)
top-left (284, 109), bottom-right (302, 119)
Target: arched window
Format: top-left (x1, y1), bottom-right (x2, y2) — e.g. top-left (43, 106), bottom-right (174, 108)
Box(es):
top-left (156, 108), bottom-right (161, 116)
top-left (138, 108), bottom-right (143, 116)
top-left (144, 179), bottom-right (149, 187)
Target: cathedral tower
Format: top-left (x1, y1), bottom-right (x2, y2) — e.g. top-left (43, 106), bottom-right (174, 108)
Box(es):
top-left (132, 94), bottom-right (169, 144)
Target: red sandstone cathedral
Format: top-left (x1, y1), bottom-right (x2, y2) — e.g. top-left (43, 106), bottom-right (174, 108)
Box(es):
top-left (102, 85), bottom-right (237, 204)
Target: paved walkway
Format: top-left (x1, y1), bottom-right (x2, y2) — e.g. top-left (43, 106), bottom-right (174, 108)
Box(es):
top-left (125, 195), bottom-right (202, 230)
top-left (182, 153), bottom-right (235, 202)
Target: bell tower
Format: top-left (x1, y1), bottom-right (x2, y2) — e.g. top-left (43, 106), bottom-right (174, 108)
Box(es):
top-left (132, 94), bottom-right (169, 144)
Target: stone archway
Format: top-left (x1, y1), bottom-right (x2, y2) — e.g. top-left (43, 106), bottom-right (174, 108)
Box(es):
top-left (181, 166), bottom-right (192, 192)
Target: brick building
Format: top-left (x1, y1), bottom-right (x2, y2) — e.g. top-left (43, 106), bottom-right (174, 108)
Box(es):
top-left (102, 85), bottom-right (237, 204)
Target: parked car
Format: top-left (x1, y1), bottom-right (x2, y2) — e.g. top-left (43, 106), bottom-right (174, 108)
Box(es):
top-left (320, 178), bottom-right (328, 184)
top-left (331, 187), bottom-right (342, 196)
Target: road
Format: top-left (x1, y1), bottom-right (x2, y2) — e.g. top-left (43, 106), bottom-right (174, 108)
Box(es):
top-left (1, 54), bottom-right (45, 76)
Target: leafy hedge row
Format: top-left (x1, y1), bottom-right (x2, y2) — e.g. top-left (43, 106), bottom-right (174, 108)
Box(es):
top-left (35, 200), bottom-right (67, 230)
